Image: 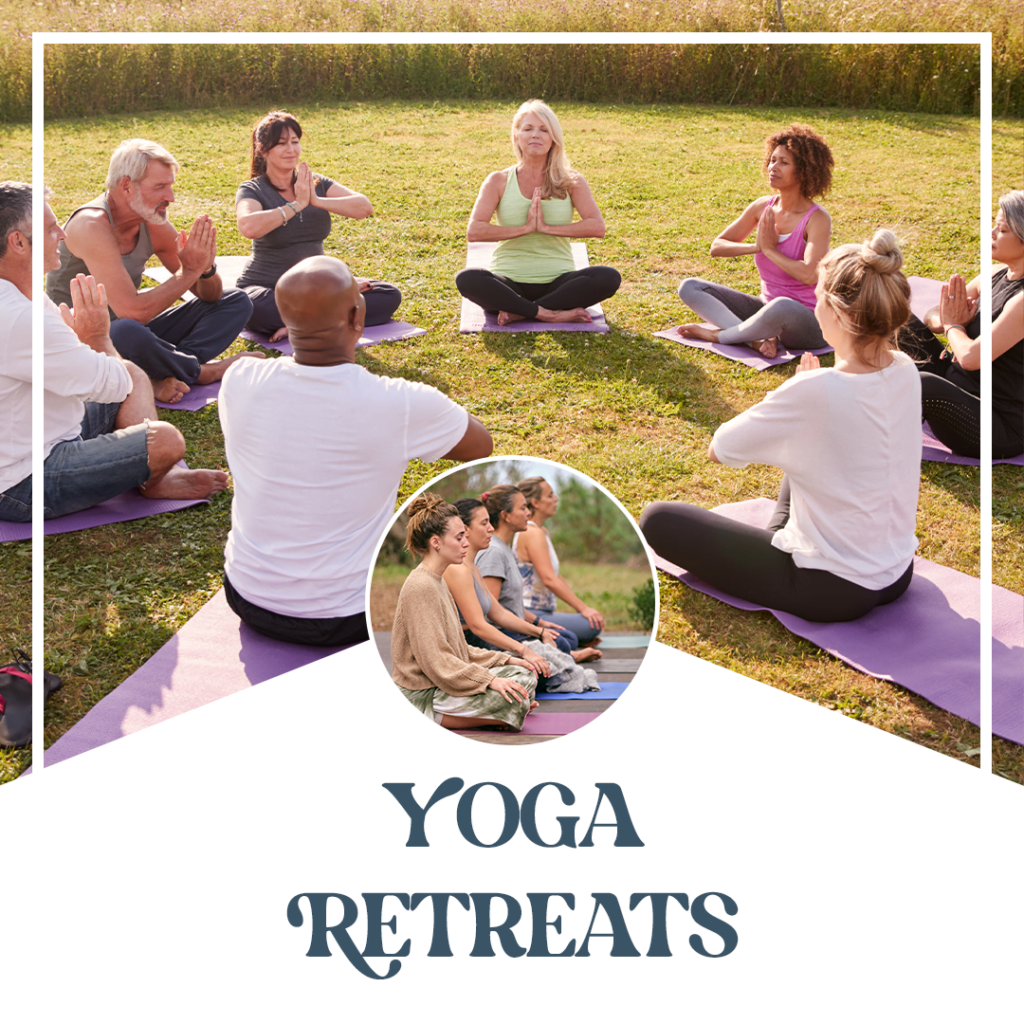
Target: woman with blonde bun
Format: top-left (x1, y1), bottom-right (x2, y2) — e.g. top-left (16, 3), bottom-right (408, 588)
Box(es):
top-left (642, 229), bottom-right (920, 623)
top-left (391, 493), bottom-right (538, 731)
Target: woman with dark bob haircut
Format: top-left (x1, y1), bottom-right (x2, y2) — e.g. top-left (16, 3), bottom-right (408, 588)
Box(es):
top-left (391, 493), bottom-right (538, 731)
top-left (676, 123), bottom-right (834, 359)
top-left (234, 109), bottom-right (402, 341)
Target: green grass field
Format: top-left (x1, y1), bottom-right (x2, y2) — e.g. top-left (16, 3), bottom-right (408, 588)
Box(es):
top-left (0, 101), bottom-right (1019, 785)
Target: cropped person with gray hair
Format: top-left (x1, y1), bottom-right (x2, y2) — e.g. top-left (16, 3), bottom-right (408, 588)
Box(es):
top-left (45, 138), bottom-right (257, 405)
top-left (900, 189), bottom-right (1024, 459)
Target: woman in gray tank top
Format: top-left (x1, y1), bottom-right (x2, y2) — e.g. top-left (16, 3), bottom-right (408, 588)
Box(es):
top-left (235, 110), bottom-right (402, 340)
top-left (442, 498), bottom-right (554, 679)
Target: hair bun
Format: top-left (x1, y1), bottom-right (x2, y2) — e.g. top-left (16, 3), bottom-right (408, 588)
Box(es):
top-left (861, 229), bottom-right (903, 275)
top-left (408, 492), bottom-right (446, 518)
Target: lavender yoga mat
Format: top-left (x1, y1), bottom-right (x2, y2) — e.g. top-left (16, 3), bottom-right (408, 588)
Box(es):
top-left (454, 711), bottom-right (602, 736)
top-left (654, 498), bottom-right (1023, 744)
top-left (459, 241), bottom-right (610, 334)
top-left (242, 318), bottom-right (427, 357)
top-left (655, 326), bottom-right (832, 370)
top-left (0, 468), bottom-right (208, 543)
top-left (43, 588), bottom-right (352, 767)
top-left (920, 422), bottom-right (1024, 466)
top-left (658, 277), bottom-right (944, 372)
top-left (155, 380), bottom-right (221, 412)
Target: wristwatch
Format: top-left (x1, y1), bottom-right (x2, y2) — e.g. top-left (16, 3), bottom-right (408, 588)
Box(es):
top-left (200, 262), bottom-right (218, 280)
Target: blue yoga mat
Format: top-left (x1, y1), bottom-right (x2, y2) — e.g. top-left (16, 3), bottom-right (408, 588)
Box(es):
top-left (536, 682), bottom-right (629, 700)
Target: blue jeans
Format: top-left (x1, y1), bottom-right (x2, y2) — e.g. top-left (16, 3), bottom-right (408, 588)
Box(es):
top-left (39, 402), bottom-right (150, 518)
top-left (110, 289), bottom-right (252, 384)
top-left (0, 474), bottom-right (32, 522)
top-left (533, 610), bottom-right (601, 645)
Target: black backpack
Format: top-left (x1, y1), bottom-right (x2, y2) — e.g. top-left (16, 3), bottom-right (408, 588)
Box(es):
top-left (0, 650), bottom-right (63, 749)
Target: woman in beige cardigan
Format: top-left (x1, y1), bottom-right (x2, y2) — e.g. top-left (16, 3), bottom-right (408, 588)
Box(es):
top-left (391, 493), bottom-right (539, 731)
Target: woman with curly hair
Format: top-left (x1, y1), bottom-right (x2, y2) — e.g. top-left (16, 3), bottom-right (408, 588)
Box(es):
top-left (676, 123), bottom-right (834, 359)
top-left (235, 109), bottom-right (401, 341)
top-left (643, 229), bottom-right (920, 622)
top-left (455, 99), bottom-right (620, 325)
top-left (391, 493), bottom-right (538, 731)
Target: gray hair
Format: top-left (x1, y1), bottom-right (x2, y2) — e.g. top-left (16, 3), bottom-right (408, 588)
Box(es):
top-left (105, 139), bottom-right (180, 192)
top-left (998, 190), bottom-right (1024, 243)
top-left (0, 181), bottom-right (32, 260)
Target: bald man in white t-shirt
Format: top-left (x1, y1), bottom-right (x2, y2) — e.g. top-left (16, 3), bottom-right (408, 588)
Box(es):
top-left (219, 255), bottom-right (493, 647)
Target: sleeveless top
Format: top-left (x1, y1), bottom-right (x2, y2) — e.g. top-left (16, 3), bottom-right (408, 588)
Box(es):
top-left (456, 567), bottom-right (494, 627)
top-left (491, 167), bottom-right (575, 284)
top-left (513, 524), bottom-right (560, 614)
top-left (948, 267), bottom-right (1024, 444)
top-left (234, 174), bottom-right (337, 290)
top-left (753, 196), bottom-right (821, 309)
top-left (45, 194), bottom-right (154, 317)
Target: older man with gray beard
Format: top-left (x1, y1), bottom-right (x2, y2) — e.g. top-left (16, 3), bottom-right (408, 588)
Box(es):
top-left (46, 138), bottom-right (258, 405)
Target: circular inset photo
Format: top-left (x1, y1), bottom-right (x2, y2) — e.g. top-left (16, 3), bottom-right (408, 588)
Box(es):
top-left (369, 458), bottom-right (657, 744)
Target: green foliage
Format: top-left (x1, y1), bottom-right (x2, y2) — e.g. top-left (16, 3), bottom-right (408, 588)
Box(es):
top-left (36, 42), bottom-right (988, 123)
top-left (628, 577), bottom-right (657, 632)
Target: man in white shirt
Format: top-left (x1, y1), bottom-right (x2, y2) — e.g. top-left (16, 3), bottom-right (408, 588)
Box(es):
top-left (45, 139), bottom-right (257, 405)
top-left (219, 255), bottom-right (493, 646)
top-left (0, 182), bottom-right (228, 523)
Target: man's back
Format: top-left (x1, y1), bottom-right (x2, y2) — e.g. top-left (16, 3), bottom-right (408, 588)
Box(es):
top-left (219, 356), bottom-right (468, 620)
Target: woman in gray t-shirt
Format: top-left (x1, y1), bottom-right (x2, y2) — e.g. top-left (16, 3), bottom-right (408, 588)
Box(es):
top-left (235, 110), bottom-right (402, 339)
top-left (476, 485), bottom-right (600, 662)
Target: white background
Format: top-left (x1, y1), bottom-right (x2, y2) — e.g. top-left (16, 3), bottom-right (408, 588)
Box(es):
top-left (4, 639), bottom-right (1021, 1021)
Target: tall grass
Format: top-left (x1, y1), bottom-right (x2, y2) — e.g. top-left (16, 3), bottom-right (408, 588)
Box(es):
top-left (2, 0), bottom-right (1020, 121)
top-left (40, 42), bottom-right (985, 121)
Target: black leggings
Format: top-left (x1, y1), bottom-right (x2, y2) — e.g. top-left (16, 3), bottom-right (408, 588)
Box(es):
top-left (241, 281), bottom-right (403, 336)
top-left (899, 316), bottom-right (1023, 460)
top-left (224, 575), bottom-right (369, 647)
top-left (455, 266), bottom-right (620, 319)
top-left (640, 481), bottom-right (914, 623)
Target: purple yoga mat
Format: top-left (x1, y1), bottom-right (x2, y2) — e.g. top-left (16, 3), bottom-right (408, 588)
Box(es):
top-left (654, 498), bottom-right (1022, 744)
top-left (656, 326), bottom-right (832, 370)
top-left (43, 588), bottom-right (352, 767)
top-left (242, 319), bottom-right (427, 357)
top-left (920, 422), bottom-right (1024, 467)
top-left (454, 711), bottom-right (602, 736)
top-left (0, 465), bottom-right (208, 543)
top-left (155, 379), bottom-right (221, 411)
top-left (459, 242), bottom-right (610, 334)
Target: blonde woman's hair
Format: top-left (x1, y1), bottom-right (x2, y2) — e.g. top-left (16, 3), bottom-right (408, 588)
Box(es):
top-left (817, 229), bottom-right (910, 360)
top-left (406, 492), bottom-right (460, 556)
top-left (105, 139), bottom-right (179, 192)
top-left (510, 100), bottom-right (577, 200)
top-left (516, 476), bottom-right (547, 513)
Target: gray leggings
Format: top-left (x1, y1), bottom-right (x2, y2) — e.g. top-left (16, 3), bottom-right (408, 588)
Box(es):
top-left (678, 278), bottom-right (824, 350)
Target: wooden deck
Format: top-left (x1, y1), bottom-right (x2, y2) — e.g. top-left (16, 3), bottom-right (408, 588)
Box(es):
top-left (375, 632), bottom-right (649, 745)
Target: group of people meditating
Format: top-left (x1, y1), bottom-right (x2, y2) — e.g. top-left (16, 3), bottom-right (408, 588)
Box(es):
top-left (1, 96), bottom-right (1019, 649)
top-left (392, 478), bottom-right (606, 731)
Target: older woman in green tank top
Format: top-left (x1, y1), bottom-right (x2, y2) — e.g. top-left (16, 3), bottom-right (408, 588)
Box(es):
top-left (456, 100), bottom-right (621, 325)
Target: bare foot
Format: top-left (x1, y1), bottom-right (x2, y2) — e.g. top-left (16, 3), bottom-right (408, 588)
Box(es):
top-left (151, 377), bottom-right (191, 404)
top-left (750, 337), bottom-right (779, 359)
top-left (196, 350), bottom-right (266, 384)
top-left (572, 647), bottom-right (602, 663)
top-left (496, 310), bottom-right (526, 326)
top-left (140, 466), bottom-right (229, 501)
top-left (270, 326), bottom-right (289, 342)
top-left (676, 323), bottom-right (720, 343)
top-left (527, 700), bottom-right (539, 714)
top-left (536, 306), bottom-right (592, 323)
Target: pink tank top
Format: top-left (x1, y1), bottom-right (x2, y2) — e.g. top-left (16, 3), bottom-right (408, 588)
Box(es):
top-left (753, 197), bottom-right (821, 309)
